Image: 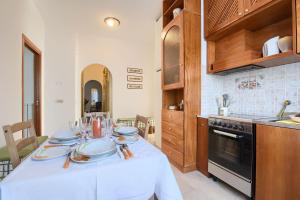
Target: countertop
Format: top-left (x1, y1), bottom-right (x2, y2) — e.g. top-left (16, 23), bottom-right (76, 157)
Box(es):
top-left (197, 114), bottom-right (300, 130)
top-left (197, 114), bottom-right (209, 119)
top-left (254, 118), bottom-right (300, 130)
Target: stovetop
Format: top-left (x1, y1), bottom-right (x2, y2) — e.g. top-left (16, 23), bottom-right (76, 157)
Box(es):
top-left (209, 114), bottom-right (271, 123)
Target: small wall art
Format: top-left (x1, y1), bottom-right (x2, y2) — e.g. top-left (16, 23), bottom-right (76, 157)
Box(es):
top-left (127, 84), bottom-right (143, 89)
top-left (127, 67), bottom-right (143, 74)
top-left (127, 75), bottom-right (143, 82)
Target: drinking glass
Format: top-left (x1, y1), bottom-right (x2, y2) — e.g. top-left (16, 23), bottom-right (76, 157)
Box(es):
top-left (92, 116), bottom-right (102, 138)
top-left (79, 117), bottom-right (88, 139)
top-left (105, 118), bottom-right (114, 138)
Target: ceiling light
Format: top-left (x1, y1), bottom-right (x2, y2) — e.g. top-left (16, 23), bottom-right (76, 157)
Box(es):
top-left (104, 17), bottom-right (120, 27)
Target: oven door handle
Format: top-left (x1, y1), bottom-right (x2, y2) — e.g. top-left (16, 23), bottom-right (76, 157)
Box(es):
top-left (213, 130), bottom-right (243, 139)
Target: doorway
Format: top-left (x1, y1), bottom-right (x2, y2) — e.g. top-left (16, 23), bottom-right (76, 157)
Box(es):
top-left (22, 34), bottom-right (42, 136)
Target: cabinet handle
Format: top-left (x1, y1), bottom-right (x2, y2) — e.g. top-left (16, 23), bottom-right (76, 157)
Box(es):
top-left (238, 12), bottom-right (242, 16)
top-left (245, 9), bottom-right (249, 12)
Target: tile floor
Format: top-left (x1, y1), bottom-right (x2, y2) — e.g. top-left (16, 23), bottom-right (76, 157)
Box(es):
top-left (172, 166), bottom-right (248, 200)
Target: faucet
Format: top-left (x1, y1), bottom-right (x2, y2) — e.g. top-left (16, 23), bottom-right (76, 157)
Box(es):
top-left (277, 100), bottom-right (291, 120)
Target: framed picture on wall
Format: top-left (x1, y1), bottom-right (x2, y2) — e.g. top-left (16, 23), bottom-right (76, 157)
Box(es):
top-left (127, 84), bottom-right (143, 89)
top-left (127, 67), bottom-right (143, 74)
top-left (127, 75), bottom-right (143, 82)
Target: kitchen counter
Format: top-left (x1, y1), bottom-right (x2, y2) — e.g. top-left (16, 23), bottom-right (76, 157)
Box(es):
top-left (254, 118), bottom-right (300, 130)
top-left (197, 114), bottom-right (209, 119)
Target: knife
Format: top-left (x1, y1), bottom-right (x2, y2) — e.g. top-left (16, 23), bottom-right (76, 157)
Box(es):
top-left (63, 152), bottom-right (72, 169)
top-left (120, 146), bottom-right (129, 160)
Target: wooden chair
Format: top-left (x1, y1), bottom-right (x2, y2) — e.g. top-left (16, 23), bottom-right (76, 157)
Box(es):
top-left (2, 120), bottom-right (39, 168)
top-left (134, 115), bottom-right (150, 139)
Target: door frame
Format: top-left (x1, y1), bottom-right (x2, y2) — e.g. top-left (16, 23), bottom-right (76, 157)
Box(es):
top-left (22, 34), bottom-right (42, 136)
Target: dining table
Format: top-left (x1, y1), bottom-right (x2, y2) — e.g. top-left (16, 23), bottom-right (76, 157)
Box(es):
top-left (0, 135), bottom-right (183, 200)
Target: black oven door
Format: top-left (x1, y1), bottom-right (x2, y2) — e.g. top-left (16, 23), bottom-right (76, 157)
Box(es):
top-left (208, 127), bottom-right (253, 180)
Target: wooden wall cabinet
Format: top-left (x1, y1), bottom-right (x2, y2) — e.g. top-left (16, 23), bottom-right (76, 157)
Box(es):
top-left (205, 0), bottom-right (244, 36)
top-left (244, 0), bottom-right (273, 14)
top-left (161, 0), bottom-right (200, 173)
top-left (256, 125), bottom-right (300, 200)
top-left (196, 117), bottom-right (209, 177)
top-left (205, 0), bottom-right (300, 74)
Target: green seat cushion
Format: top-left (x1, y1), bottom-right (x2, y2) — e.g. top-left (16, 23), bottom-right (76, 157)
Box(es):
top-left (0, 136), bottom-right (48, 161)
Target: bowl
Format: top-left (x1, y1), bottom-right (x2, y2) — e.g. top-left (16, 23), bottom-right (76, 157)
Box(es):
top-left (173, 8), bottom-right (182, 18)
top-left (262, 36), bottom-right (280, 57)
top-left (168, 105), bottom-right (177, 110)
top-left (278, 36), bottom-right (293, 53)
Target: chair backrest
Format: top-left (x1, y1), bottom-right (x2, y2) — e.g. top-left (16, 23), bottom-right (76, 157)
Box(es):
top-left (2, 120), bottom-right (38, 168)
top-left (134, 115), bottom-right (150, 139)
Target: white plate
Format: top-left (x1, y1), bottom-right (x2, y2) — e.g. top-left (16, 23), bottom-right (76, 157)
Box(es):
top-left (114, 127), bottom-right (138, 135)
top-left (291, 117), bottom-right (300, 123)
top-left (52, 130), bottom-right (80, 141)
top-left (49, 138), bottom-right (80, 145)
top-left (76, 138), bottom-right (116, 157)
top-left (70, 149), bottom-right (117, 163)
top-left (114, 135), bottom-right (139, 145)
top-left (32, 146), bottom-right (71, 161)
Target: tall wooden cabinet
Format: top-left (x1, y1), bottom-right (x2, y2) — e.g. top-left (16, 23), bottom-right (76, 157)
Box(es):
top-left (161, 0), bottom-right (200, 173)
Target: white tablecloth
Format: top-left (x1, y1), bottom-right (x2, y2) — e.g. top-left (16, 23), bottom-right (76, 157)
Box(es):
top-left (0, 139), bottom-right (182, 200)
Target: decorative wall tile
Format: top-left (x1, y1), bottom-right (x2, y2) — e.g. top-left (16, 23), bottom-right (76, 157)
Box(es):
top-left (201, 62), bottom-right (300, 116)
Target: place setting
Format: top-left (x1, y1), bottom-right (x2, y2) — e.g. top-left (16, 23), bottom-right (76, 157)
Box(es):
top-left (30, 116), bottom-right (140, 168)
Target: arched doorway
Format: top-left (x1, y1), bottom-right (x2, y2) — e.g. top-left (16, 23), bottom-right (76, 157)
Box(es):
top-left (81, 64), bottom-right (112, 116)
top-left (83, 80), bottom-right (102, 113)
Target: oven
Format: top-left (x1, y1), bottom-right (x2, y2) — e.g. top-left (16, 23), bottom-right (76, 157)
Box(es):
top-left (208, 117), bottom-right (255, 197)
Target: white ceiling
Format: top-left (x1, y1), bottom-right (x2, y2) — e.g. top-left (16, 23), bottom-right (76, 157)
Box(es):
top-left (34, 0), bottom-right (162, 42)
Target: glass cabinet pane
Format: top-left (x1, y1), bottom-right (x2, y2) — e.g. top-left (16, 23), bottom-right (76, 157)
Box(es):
top-left (163, 26), bottom-right (180, 85)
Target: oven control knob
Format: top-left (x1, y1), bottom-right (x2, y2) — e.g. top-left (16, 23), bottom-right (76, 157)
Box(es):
top-left (217, 122), bottom-right (222, 126)
top-left (238, 126), bottom-right (244, 131)
top-left (233, 125), bottom-right (238, 129)
top-left (228, 124), bottom-right (233, 128)
top-left (222, 123), bottom-right (227, 128)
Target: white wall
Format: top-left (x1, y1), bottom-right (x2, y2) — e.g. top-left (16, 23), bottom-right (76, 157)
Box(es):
top-left (43, 26), bottom-right (77, 134)
top-left (0, 0), bottom-right (45, 147)
top-left (75, 34), bottom-right (155, 120)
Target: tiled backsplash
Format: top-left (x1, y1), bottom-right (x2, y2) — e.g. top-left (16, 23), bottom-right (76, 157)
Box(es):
top-left (201, 62), bottom-right (300, 117)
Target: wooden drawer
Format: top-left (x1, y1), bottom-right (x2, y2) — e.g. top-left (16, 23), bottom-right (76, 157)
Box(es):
top-left (162, 131), bottom-right (184, 153)
top-left (162, 121), bottom-right (184, 139)
top-left (162, 142), bottom-right (183, 167)
top-left (162, 110), bottom-right (183, 126)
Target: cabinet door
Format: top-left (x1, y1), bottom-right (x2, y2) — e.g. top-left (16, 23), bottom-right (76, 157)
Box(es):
top-left (161, 13), bottom-right (184, 90)
top-left (297, 0), bottom-right (300, 53)
top-left (256, 125), bottom-right (300, 200)
top-left (243, 0), bottom-right (272, 14)
top-left (196, 117), bottom-right (209, 177)
top-left (205, 0), bottom-right (244, 36)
